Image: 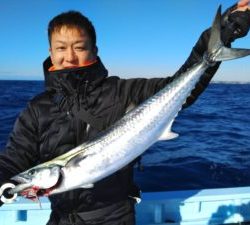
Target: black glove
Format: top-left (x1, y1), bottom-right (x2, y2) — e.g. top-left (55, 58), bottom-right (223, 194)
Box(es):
top-left (221, 4), bottom-right (250, 44)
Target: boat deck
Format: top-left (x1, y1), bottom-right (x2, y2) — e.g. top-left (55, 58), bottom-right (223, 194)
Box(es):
top-left (0, 186), bottom-right (250, 225)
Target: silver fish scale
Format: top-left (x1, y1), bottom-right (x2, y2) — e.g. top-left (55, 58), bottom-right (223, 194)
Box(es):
top-left (96, 62), bottom-right (207, 152)
top-left (64, 62), bottom-right (209, 185)
top-left (28, 61), bottom-right (209, 195)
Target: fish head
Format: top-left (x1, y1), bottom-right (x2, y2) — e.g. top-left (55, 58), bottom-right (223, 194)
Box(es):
top-left (10, 164), bottom-right (62, 199)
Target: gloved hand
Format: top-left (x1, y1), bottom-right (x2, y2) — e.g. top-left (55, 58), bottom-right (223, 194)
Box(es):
top-left (221, 2), bottom-right (250, 44)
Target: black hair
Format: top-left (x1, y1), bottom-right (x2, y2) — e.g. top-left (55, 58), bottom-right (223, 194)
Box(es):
top-left (48, 11), bottom-right (96, 48)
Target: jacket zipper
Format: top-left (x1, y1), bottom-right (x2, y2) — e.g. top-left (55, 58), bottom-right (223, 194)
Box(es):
top-left (76, 80), bottom-right (89, 144)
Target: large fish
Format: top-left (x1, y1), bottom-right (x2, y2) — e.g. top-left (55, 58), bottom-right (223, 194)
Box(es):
top-left (1, 6), bottom-right (250, 203)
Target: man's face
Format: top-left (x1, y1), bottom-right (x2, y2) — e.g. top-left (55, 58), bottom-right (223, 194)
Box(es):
top-left (50, 26), bottom-right (96, 70)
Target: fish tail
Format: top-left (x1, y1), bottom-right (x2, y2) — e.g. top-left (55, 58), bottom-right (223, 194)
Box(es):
top-left (206, 5), bottom-right (250, 63)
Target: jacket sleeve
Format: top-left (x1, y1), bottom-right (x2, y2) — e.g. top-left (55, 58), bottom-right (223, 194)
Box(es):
top-left (172, 28), bottom-right (220, 109)
top-left (0, 102), bottom-right (40, 184)
top-left (120, 28), bottom-right (219, 109)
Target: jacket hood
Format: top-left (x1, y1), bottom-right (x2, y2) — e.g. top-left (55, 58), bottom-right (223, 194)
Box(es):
top-left (43, 56), bottom-right (108, 94)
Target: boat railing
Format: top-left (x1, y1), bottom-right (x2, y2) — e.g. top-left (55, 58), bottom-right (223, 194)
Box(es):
top-left (1, 186), bottom-right (250, 225)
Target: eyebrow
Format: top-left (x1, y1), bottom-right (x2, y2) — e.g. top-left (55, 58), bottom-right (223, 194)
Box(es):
top-left (54, 40), bottom-right (87, 45)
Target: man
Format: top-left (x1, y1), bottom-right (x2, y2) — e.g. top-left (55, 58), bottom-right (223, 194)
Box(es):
top-left (0, 1), bottom-right (250, 225)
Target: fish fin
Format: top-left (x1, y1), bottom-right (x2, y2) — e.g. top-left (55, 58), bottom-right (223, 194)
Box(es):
top-left (65, 152), bottom-right (95, 167)
top-left (208, 5), bottom-right (222, 54)
top-left (80, 184), bottom-right (94, 189)
top-left (213, 46), bottom-right (250, 62)
top-left (65, 154), bottom-right (86, 167)
top-left (158, 119), bottom-right (179, 141)
top-left (158, 131), bottom-right (179, 141)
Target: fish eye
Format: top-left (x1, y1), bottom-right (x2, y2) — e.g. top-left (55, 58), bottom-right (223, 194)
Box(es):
top-left (28, 169), bottom-right (36, 176)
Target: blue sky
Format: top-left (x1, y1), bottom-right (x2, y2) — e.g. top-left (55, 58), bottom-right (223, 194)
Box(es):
top-left (0, 0), bottom-right (249, 82)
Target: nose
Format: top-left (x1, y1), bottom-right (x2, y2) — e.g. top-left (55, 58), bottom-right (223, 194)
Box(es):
top-left (65, 48), bottom-right (77, 63)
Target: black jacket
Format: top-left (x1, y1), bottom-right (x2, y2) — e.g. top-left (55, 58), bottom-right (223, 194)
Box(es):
top-left (0, 28), bottom-right (219, 213)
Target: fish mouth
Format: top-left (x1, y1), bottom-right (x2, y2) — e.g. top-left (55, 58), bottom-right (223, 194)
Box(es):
top-left (11, 173), bottom-right (32, 185)
top-left (9, 173), bottom-right (35, 198)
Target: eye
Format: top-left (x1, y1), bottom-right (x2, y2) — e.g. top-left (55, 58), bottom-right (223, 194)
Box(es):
top-left (56, 46), bottom-right (66, 51)
top-left (75, 46), bottom-right (86, 51)
top-left (28, 169), bottom-right (36, 176)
